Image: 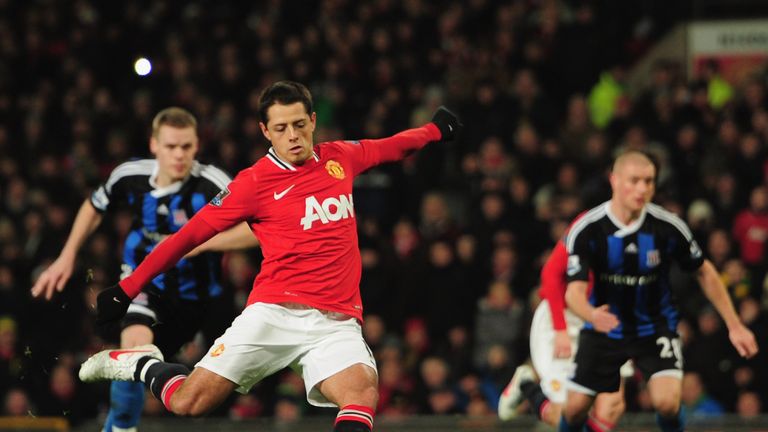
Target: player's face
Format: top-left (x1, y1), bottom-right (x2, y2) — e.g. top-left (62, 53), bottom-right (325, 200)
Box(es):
top-left (150, 125), bottom-right (199, 186)
top-left (260, 102), bottom-right (316, 165)
top-left (612, 161), bottom-right (655, 214)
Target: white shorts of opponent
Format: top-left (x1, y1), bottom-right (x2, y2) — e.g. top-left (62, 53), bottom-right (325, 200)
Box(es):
top-left (196, 302), bottom-right (377, 407)
top-left (530, 300), bottom-right (633, 404)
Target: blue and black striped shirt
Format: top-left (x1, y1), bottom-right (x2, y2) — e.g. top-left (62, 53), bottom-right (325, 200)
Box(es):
top-left (566, 202), bottom-right (704, 339)
top-left (91, 159), bottom-right (231, 301)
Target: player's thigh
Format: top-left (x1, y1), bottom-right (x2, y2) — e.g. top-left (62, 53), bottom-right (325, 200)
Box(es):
top-left (120, 324), bottom-right (154, 348)
top-left (121, 292), bottom-right (160, 348)
top-left (569, 331), bottom-right (627, 395)
top-left (530, 301), bottom-right (577, 404)
top-left (196, 303), bottom-right (306, 394)
top-left (297, 312), bottom-right (377, 408)
top-left (317, 363), bottom-right (378, 408)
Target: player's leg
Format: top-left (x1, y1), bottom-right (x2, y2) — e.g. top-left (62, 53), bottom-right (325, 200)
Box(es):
top-left (560, 390), bottom-right (594, 431)
top-left (297, 310), bottom-right (378, 432)
top-left (103, 294), bottom-right (157, 432)
top-left (589, 381), bottom-right (626, 432)
top-left (83, 303), bottom-right (300, 417)
top-left (648, 375), bottom-right (683, 431)
top-left (634, 331), bottom-right (684, 431)
top-left (318, 364), bottom-right (378, 432)
top-left (507, 300), bottom-right (578, 426)
top-left (561, 331), bottom-right (625, 431)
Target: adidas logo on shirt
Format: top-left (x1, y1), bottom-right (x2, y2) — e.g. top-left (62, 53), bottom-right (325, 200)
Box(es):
top-left (157, 204), bottom-right (169, 215)
top-left (625, 243), bottom-right (638, 254)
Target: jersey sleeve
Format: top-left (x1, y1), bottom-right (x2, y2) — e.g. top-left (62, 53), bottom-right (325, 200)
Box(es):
top-left (540, 240), bottom-right (569, 330)
top-left (197, 168), bottom-right (258, 231)
top-left (668, 217), bottom-right (705, 271)
top-left (566, 225), bottom-right (592, 283)
top-left (335, 123), bottom-right (441, 175)
top-left (90, 161), bottom-right (137, 213)
top-left (198, 164), bottom-right (233, 201)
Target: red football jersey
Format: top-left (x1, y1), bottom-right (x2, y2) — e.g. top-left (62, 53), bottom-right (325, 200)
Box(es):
top-left (538, 212), bottom-right (593, 331)
top-left (119, 124), bottom-right (441, 321)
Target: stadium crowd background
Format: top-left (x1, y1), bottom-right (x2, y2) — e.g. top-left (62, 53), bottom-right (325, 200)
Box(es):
top-left (1, 0), bottom-right (768, 427)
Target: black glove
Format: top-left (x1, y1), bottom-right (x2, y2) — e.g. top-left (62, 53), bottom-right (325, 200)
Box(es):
top-left (431, 106), bottom-right (462, 142)
top-left (96, 284), bottom-right (131, 326)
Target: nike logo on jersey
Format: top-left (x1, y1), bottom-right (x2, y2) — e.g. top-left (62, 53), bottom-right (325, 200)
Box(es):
top-left (273, 184), bottom-right (295, 200)
top-left (112, 297), bottom-right (122, 303)
top-left (109, 349), bottom-right (155, 360)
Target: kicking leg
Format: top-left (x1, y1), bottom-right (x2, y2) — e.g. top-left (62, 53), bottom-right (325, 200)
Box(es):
top-left (81, 345), bottom-right (236, 417)
top-left (317, 363), bottom-right (378, 432)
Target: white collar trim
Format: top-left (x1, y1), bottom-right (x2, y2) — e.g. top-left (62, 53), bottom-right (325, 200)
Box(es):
top-left (606, 202), bottom-right (647, 238)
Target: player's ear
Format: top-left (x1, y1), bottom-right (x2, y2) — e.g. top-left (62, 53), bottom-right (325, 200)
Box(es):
top-left (149, 136), bottom-right (158, 155)
top-left (259, 122), bottom-right (271, 141)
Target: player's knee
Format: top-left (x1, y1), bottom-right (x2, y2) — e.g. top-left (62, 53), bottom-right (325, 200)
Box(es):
top-left (595, 396), bottom-right (625, 423)
top-left (354, 384), bottom-right (379, 409)
top-left (653, 397), bottom-right (680, 418)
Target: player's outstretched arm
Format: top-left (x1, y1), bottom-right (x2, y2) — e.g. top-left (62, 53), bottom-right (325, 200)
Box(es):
top-left (185, 222), bottom-right (259, 257)
top-left (697, 259), bottom-right (759, 358)
top-left (95, 213), bottom-right (222, 325)
top-left (31, 200), bottom-right (103, 300)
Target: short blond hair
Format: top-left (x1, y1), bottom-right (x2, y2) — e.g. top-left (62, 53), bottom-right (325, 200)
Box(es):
top-left (151, 107), bottom-right (197, 138)
top-left (612, 149), bottom-right (657, 174)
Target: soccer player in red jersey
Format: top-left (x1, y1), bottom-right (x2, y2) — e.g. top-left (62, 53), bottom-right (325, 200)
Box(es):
top-left (79, 81), bottom-right (461, 432)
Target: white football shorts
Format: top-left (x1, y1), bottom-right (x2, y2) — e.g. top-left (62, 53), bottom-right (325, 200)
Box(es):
top-left (196, 302), bottom-right (377, 407)
top-left (529, 299), bottom-right (583, 404)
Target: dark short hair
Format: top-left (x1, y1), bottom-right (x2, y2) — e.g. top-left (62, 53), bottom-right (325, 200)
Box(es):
top-left (258, 81), bottom-right (313, 125)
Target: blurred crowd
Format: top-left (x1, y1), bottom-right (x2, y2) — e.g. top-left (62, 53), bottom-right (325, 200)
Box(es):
top-left (1, 0), bottom-right (768, 427)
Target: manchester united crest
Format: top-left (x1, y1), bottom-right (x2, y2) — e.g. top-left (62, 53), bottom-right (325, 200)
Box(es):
top-left (210, 344), bottom-right (225, 357)
top-left (326, 160), bottom-right (345, 180)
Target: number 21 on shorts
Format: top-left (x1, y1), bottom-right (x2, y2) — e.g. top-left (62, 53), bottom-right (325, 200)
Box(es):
top-left (656, 336), bottom-right (682, 369)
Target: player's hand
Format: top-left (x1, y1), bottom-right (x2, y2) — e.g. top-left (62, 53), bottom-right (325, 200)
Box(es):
top-left (728, 323), bottom-right (759, 359)
top-left (590, 305), bottom-right (620, 333)
top-left (95, 284), bottom-right (131, 326)
top-left (553, 330), bottom-right (572, 358)
top-left (431, 106), bottom-right (462, 142)
top-left (31, 255), bottom-right (75, 300)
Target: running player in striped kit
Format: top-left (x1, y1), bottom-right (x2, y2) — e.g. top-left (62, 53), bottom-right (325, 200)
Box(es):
top-left (560, 150), bottom-right (758, 432)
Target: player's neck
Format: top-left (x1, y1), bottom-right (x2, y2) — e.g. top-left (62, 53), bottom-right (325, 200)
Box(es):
top-left (154, 171), bottom-right (185, 187)
top-left (609, 200), bottom-right (643, 225)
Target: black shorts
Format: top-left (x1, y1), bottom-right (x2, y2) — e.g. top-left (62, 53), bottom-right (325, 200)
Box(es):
top-left (570, 329), bottom-right (683, 394)
top-left (122, 290), bottom-right (233, 360)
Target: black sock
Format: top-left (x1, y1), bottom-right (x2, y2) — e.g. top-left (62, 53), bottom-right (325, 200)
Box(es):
top-left (334, 420), bottom-right (372, 432)
top-left (521, 381), bottom-right (548, 420)
top-left (133, 357), bottom-right (190, 402)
